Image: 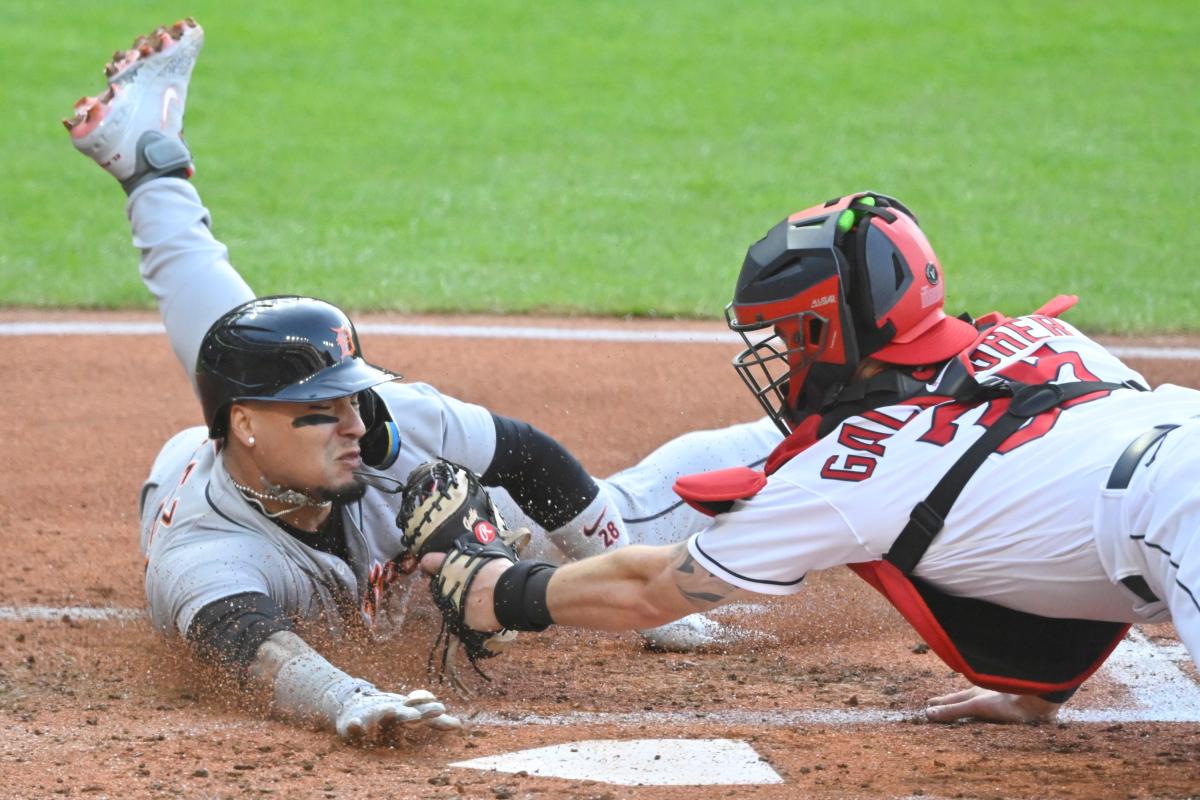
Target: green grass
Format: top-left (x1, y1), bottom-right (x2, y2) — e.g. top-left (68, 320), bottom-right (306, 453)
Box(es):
top-left (3, 1), bottom-right (1197, 332)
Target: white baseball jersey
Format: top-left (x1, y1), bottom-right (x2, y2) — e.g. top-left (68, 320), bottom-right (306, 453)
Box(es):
top-left (688, 314), bottom-right (1200, 667)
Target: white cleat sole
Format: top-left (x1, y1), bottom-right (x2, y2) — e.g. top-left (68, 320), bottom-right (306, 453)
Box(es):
top-left (65, 19), bottom-right (203, 187)
top-left (640, 613), bottom-right (744, 653)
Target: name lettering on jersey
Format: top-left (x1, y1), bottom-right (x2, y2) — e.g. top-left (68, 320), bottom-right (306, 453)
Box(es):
top-left (920, 347), bottom-right (1111, 454)
top-left (859, 408), bottom-right (910, 430)
top-left (968, 315), bottom-right (1079, 371)
top-left (362, 558), bottom-right (402, 624)
top-left (820, 406), bottom-right (924, 483)
top-left (816, 323), bottom-right (1120, 483)
top-left (820, 453), bottom-right (878, 481)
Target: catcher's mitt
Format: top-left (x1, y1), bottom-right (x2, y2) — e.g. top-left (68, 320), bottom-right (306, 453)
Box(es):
top-left (397, 459), bottom-right (530, 558)
top-left (395, 460), bottom-right (529, 694)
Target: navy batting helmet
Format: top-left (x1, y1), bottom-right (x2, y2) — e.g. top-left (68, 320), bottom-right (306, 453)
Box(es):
top-left (195, 295), bottom-right (399, 438)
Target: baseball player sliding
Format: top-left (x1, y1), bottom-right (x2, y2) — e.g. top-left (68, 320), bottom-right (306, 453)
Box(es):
top-left (64, 21), bottom-right (780, 742)
top-left (422, 191), bottom-right (1200, 724)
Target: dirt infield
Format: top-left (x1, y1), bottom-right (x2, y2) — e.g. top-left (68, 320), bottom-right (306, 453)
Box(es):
top-left (0, 312), bottom-right (1198, 799)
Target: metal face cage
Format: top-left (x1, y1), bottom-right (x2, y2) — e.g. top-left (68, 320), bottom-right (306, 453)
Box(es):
top-left (726, 303), bottom-right (832, 436)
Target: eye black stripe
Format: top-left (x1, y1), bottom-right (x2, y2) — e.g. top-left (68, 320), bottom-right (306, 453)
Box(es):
top-left (292, 414), bottom-right (340, 428)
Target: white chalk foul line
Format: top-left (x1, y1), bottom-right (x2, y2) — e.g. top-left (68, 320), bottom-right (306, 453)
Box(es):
top-left (0, 321), bottom-right (166, 336)
top-left (0, 605), bottom-right (144, 622)
top-left (3, 606), bottom-right (1197, 721)
top-left (1105, 345), bottom-right (1200, 362)
top-left (363, 323), bottom-right (737, 344)
top-left (472, 709), bottom-right (912, 727)
top-left (0, 320), bottom-right (1197, 360)
top-left (1061, 628), bottom-right (1200, 723)
top-left (0, 320), bottom-right (734, 345)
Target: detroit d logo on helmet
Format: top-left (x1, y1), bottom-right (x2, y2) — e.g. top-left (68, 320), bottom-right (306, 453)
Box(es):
top-left (330, 325), bottom-right (356, 360)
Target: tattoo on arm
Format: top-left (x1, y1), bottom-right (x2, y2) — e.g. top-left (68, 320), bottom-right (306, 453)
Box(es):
top-left (669, 541), bottom-right (741, 611)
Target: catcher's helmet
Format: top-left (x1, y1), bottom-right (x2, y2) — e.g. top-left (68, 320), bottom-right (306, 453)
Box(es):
top-left (727, 191), bottom-right (978, 434)
top-left (195, 295), bottom-right (399, 438)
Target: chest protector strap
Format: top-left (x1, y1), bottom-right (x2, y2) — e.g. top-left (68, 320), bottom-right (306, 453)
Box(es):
top-left (885, 379), bottom-right (1132, 574)
top-left (866, 378), bottom-right (1144, 696)
top-left (676, 377), bottom-right (1147, 697)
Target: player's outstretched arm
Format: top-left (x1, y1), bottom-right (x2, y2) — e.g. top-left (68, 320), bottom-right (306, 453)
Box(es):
top-left (481, 414), bottom-right (630, 562)
top-left (420, 539), bottom-right (752, 634)
top-left (548, 540), bottom-right (753, 630)
top-left (250, 630), bottom-right (461, 744)
top-left (924, 686), bottom-right (1062, 724)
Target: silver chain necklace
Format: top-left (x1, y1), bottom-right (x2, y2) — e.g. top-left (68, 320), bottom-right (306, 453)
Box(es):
top-left (230, 477), bottom-right (331, 518)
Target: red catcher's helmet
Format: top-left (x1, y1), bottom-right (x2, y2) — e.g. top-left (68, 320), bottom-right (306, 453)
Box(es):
top-left (726, 192), bottom-right (978, 434)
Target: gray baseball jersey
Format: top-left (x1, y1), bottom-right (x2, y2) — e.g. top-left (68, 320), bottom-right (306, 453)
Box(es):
top-left (138, 379), bottom-right (497, 639)
top-left (127, 177), bottom-right (782, 639)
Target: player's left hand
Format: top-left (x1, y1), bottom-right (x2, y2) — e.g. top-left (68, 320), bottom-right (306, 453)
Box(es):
top-left (335, 687), bottom-right (461, 744)
top-left (397, 459), bottom-right (530, 559)
top-left (924, 686), bottom-right (1061, 724)
top-left (419, 551), bottom-right (507, 632)
top-left (399, 459), bottom-right (530, 693)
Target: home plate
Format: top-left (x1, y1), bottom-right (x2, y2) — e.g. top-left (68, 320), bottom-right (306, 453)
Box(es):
top-left (450, 738), bottom-right (783, 786)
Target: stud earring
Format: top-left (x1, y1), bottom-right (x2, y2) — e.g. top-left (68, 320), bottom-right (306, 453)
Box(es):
top-left (248, 435), bottom-right (256, 446)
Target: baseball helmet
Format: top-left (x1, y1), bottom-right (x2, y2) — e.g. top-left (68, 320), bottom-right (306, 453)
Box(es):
top-left (726, 191), bottom-right (978, 434)
top-left (195, 295), bottom-right (399, 438)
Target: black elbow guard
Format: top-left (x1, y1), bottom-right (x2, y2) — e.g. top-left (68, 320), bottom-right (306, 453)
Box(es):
top-left (186, 592), bottom-right (292, 671)
top-left (483, 413), bottom-right (598, 530)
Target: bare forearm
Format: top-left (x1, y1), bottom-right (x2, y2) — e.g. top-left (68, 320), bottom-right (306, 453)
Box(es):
top-left (547, 542), bottom-right (749, 630)
top-left (543, 545), bottom-right (676, 629)
top-left (423, 539), bottom-right (750, 634)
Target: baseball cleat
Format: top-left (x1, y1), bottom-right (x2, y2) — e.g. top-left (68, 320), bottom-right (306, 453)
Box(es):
top-left (639, 613), bottom-right (742, 653)
top-left (64, 18), bottom-right (203, 194)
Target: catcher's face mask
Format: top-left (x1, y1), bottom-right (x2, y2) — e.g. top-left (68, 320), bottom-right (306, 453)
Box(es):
top-left (727, 295), bottom-right (853, 437)
top-left (727, 192), bottom-right (967, 435)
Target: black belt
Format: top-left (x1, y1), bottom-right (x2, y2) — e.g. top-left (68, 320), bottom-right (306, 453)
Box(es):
top-left (1120, 574), bottom-right (1159, 604)
top-left (1106, 424), bottom-right (1179, 604)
